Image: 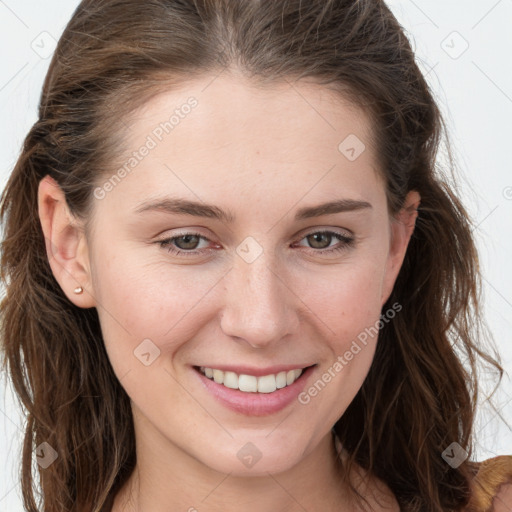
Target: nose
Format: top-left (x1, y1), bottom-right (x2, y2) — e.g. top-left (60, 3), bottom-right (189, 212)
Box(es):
top-left (219, 255), bottom-right (300, 349)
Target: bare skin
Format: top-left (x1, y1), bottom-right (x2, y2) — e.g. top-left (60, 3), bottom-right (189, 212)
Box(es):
top-left (38, 70), bottom-right (418, 511)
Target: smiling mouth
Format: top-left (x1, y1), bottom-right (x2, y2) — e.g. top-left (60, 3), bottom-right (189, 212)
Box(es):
top-left (193, 365), bottom-right (316, 394)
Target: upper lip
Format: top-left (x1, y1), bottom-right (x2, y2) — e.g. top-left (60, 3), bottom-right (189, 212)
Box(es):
top-left (194, 364), bottom-right (316, 377)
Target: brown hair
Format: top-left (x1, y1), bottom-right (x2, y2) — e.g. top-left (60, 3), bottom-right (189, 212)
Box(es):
top-left (0, 1), bottom-right (504, 511)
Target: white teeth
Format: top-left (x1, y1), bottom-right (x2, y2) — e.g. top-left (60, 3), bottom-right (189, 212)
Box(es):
top-left (223, 371), bottom-right (239, 390)
top-left (238, 374), bottom-right (258, 393)
top-left (257, 374), bottom-right (276, 393)
top-left (276, 371), bottom-right (287, 389)
top-left (198, 367), bottom-right (306, 393)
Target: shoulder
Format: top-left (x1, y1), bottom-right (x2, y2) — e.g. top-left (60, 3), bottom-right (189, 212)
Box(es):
top-left (465, 455), bottom-right (512, 512)
top-left (493, 483), bottom-right (512, 512)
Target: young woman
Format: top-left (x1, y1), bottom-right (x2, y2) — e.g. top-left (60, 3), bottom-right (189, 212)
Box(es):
top-left (1, 1), bottom-right (511, 511)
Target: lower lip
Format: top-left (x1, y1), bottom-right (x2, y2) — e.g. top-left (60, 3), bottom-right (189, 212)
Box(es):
top-left (192, 365), bottom-right (316, 416)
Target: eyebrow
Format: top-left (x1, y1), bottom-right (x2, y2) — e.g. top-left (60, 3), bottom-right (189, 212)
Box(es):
top-left (134, 197), bottom-right (372, 222)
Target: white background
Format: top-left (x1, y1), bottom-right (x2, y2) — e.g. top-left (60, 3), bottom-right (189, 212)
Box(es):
top-left (0, 1), bottom-right (511, 510)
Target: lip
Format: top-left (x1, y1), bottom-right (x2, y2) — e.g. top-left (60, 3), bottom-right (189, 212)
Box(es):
top-left (192, 364), bottom-right (317, 416)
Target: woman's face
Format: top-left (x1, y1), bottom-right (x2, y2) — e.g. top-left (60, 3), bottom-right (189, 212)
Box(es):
top-left (42, 73), bottom-right (418, 477)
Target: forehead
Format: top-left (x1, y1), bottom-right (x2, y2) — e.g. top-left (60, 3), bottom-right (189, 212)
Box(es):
top-left (93, 73), bottom-right (386, 220)
top-left (125, 72), bottom-right (375, 153)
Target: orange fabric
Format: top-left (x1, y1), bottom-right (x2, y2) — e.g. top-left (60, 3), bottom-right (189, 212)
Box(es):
top-left (466, 456), bottom-right (512, 511)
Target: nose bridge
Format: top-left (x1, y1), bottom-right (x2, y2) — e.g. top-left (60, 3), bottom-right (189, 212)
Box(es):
top-left (220, 249), bottom-right (297, 347)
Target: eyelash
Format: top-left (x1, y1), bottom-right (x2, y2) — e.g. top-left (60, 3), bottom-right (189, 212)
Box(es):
top-left (156, 230), bottom-right (355, 257)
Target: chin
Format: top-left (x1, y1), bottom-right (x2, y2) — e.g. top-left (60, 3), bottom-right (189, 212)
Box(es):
top-left (201, 448), bottom-right (301, 477)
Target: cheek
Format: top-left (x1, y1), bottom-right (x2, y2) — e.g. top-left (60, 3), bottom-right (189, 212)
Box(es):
top-left (90, 245), bottom-right (224, 373)
top-left (293, 264), bottom-right (388, 425)
top-left (295, 257), bottom-right (386, 388)
top-left (295, 255), bottom-right (386, 340)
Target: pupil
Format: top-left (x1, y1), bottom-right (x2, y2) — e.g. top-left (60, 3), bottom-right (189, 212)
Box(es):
top-left (179, 235), bottom-right (198, 249)
top-left (310, 233), bottom-right (329, 248)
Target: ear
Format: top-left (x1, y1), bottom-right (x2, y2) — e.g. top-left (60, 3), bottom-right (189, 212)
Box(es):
top-left (37, 175), bottom-right (96, 308)
top-left (380, 190), bottom-right (421, 306)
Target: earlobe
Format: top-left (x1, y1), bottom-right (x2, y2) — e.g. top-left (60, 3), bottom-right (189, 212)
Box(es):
top-left (37, 175), bottom-right (96, 308)
top-left (380, 190), bottom-right (421, 306)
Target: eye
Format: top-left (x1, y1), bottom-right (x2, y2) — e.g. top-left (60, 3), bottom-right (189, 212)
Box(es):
top-left (156, 229), bottom-right (355, 257)
top-left (157, 232), bottom-right (212, 256)
top-left (293, 230), bottom-right (355, 255)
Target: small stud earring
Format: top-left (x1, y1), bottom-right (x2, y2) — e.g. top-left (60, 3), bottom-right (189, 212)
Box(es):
top-left (74, 286), bottom-right (84, 294)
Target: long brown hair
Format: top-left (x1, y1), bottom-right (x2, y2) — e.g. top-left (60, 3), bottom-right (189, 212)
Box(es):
top-left (0, 1), bottom-right (504, 511)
